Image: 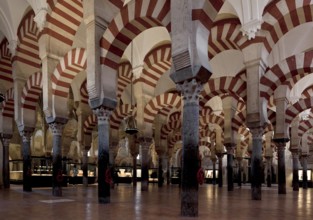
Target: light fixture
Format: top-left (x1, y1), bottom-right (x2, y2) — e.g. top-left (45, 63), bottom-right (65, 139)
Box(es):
top-left (125, 41), bottom-right (138, 135)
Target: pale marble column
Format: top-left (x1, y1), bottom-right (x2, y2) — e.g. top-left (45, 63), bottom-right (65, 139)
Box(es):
top-left (140, 137), bottom-right (152, 191)
top-left (291, 150), bottom-right (299, 191)
top-left (1, 134), bottom-right (12, 189)
top-left (250, 127), bottom-right (263, 200)
top-left (274, 140), bottom-right (287, 194)
top-left (21, 130), bottom-right (33, 192)
top-left (177, 79), bottom-right (203, 217)
top-left (93, 107), bottom-right (111, 203)
top-left (49, 122), bottom-right (64, 197)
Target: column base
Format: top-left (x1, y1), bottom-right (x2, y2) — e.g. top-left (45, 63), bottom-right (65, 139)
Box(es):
top-left (278, 185), bottom-right (286, 194)
top-left (181, 190), bottom-right (198, 217)
top-left (53, 187), bottom-right (62, 197)
top-left (251, 187), bottom-right (261, 200)
top-left (99, 197), bottom-right (110, 204)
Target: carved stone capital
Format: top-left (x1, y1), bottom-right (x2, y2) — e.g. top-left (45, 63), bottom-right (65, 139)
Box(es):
top-left (274, 141), bottom-right (286, 152)
top-left (20, 130), bottom-right (33, 143)
top-left (0, 134), bottom-right (12, 146)
top-left (250, 127), bottom-right (264, 139)
top-left (177, 79), bottom-right (203, 104)
top-left (49, 122), bottom-right (64, 136)
top-left (8, 40), bottom-right (18, 57)
top-left (139, 137), bottom-right (153, 150)
top-left (240, 19), bottom-right (263, 40)
top-left (34, 8), bottom-right (48, 32)
top-left (93, 106), bottom-right (111, 125)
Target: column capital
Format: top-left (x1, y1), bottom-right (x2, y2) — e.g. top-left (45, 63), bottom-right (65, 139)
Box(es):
top-left (177, 79), bottom-right (203, 104)
top-left (274, 141), bottom-right (287, 152)
top-left (139, 137), bottom-right (153, 149)
top-left (93, 106), bottom-right (112, 125)
top-left (0, 134), bottom-right (12, 146)
top-left (49, 122), bottom-right (64, 136)
top-left (250, 127), bottom-right (264, 139)
top-left (20, 129), bottom-right (34, 143)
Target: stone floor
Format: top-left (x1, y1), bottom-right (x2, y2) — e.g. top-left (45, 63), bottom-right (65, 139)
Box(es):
top-left (0, 183), bottom-right (312, 220)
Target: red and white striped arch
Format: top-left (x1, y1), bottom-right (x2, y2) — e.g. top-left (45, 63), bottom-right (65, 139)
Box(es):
top-left (192, 0), bottom-right (225, 31)
top-left (2, 88), bottom-right (14, 118)
top-left (168, 133), bottom-right (182, 148)
top-left (108, 0), bottom-right (125, 9)
top-left (298, 118), bottom-right (313, 137)
top-left (168, 111), bottom-right (181, 122)
top-left (200, 106), bottom-right (213, 117)
top-left (13, 10), bottom-right (40, 69)
top-left (144, 93), bottom-right (181, 123)
top-left (80, 79), bottom-right (89, 105)
top-left (232, 111), bottom-right (246, 131)
top-left (161, 120), bottom-right (181, 140)
top-left (267, 108), bottom-right (276, 127)
top-left (117, 61), bottom-right (132, 99)
top-left (285, 97), bottom-right (313, 124)
top-left (199, 128), bottom-right (213, 139)
top-left (21, 72), bottom-right (42, 111)
top-left (139, 43), bottom-right (171, 90)
top-left (51, 48), bottom-right (87, 98)
top-left (208, 18), bottom-right (243, 59)
top-left (0, 38), bottom-right (12, 82)
top-left (110, 104), bottom-right (133, 130)
top-left (260, 50), bottom-right (313, 100)
top-left (201, 77), bottom-right (247, 106)
top-left (301, 85), bottom-right (313, 99)
top-left (83, 114), bottom-right (97, 136)
top-left (262, 1), bottom-right (313, 55)
top-left (44, 0), bottom-right (83, 47)
top-left (200, 114), bottom-right (224, 129)
top-left (199, 140), bottom-right (210, 148)
top-left (100, 0), bottom-right (171, 70)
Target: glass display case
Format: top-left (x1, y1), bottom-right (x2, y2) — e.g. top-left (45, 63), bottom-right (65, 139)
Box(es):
top-left (170, 167), bottom-right (181, 184)
top-left (116, 167), bottom-right (132, 183)
top-left (299, 170), bottom-right (312, 181)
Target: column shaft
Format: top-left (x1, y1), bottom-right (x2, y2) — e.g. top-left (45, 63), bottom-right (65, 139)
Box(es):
top-left (1, 135), bottom-right (11, 189)
top-left (140, 140), bottom-right (150, 191)
top-left (291, 152), bottom-right (299, 191)
top-left (237, 158), bottom-right (242, 187)
top-left (302, 156), bottom-right (308, 189)
top-left (212, 159), bottom-right (217, 185)
top-left (250, 128), bottom-right (263, 200)
top-left (82, 149), bottom-right (88, 187)
top-left (132, 156), bottom-right (137, 186)
top-left (276, 142), bottom-right (286, 194)
top-left (217, 154), bottom-right (223, 188)
top-left (94, 107), bottom-right (111, 203)
top-left (226, 147), bottom-right (234, 191)
top-left (158, 157), bottom-right (163, 187)
top-left (22, 131), bottom-right (32, 192)
top-left (266, 157), bottom-right (272, 187)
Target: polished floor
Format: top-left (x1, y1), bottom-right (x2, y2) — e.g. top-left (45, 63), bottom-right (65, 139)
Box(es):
top-left (0, 183), bottom-right (312, 220)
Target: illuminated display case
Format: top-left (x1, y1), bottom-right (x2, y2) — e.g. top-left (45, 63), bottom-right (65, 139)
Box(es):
top-left (298, 170), bottom-right (312, 181)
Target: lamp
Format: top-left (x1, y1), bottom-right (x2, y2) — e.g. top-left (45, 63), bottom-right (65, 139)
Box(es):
top-left (125, 42), bottom-right (138, 135)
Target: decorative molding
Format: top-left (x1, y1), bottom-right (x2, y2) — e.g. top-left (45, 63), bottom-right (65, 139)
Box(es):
top-left (49, 122), bottom-right (64, 136)
top-left (8, 40), bottom-right (18, 57)
top-left (240, 19), bottom-right (263, 40)
top-left (177, 79), bottom-right (203, 104)
top-left (0, 134), bottom-right (12, 146)
top-left (93, 106), bottom-right (111, 125)
top-left (20, 130), bottom-right (33, 143)
top-left (34, 8), bottom-right (48, 32)
top-left (172, 50), bottom-right (191, 71)
top-left (250, 127), bottom-right (264, 139)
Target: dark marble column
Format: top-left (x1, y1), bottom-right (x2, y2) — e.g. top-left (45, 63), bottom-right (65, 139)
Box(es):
top-left (237, 157), bottom-right (242, 187)
top-left (178, 79), bottom-right (203, 217)
top-left (94, 107), bottom-right (112, 203)
top-left (274, 140), bottom-right (287, 194)
top-left (1, 134), bottom-right (12, 189)
top-left (302, 155), bottom-right (308, 189)
top-left (291, 151), bottom-right (299, 191)
top-left (158, 156), bottom-right (163, 187)
top-left (82, 149), bottom-right (89, 187)
top-left (225, 145), bottom-right (234, 191)
top-left (265, 156), bottom-right (272, 187)
top-left (140, 138), bottom-right (151, 191)
top-left (132, 154), bottom-right (137, 187)
top-left (250, 127), bottom-right (263, 200)
top-left (216, 153), bottom-right (224, 188)
top-left (49, 122), bottom-right (65, 197)
top-left (212, 157), bottom-right (217, 185)
top-left (21, 130), bottom-right (33, 192)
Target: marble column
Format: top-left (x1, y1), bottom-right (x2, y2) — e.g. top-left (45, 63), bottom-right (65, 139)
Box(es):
top-left (140, 137), bottom-right (151, 191)
top-left (1, 134), bottom-right (12, 189)
top-left (216, 153), bottom-right (224, 188)
top-left (94, 107), bottom-right (111, 203)
top-left (132, 154), bottom-right (137, 186)
top-left (158, 156), bottom-right (163, 187)
top-left (237, 157), bottom-right (242, 187)
top-left (302, 155), bottom-right (308, 189)
top-left (290, 150), bottom-right (299, 191)
top-left (49, 122), bottom-right (64, 196)
top-left (250, 127), bottom-right (263, 200)
top-left (21, 130), bottom-right (33, 192)
top-left (212, 157), bottom-right (217, 185)
top-left (265, 156), bottom-right (272, 187)
top-left (226, 145), bottom-right (235, 191)
top-left (178, 79), bottom-right (203, 217)
top-left (274, 140), bottom-right (287, 194)
top-left (82, 149), bottom-right (89, 187)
